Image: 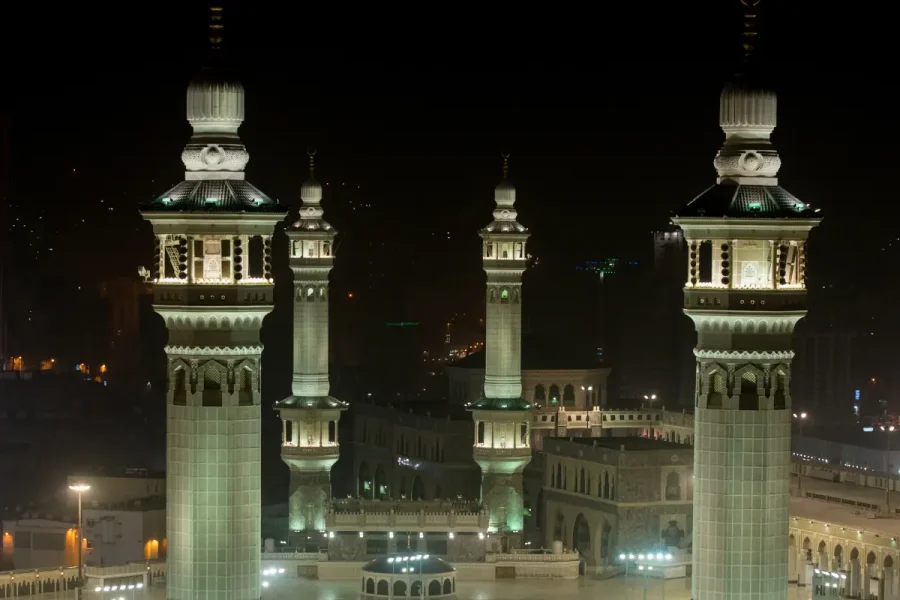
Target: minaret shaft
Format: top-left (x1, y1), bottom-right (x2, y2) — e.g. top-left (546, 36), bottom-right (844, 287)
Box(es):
top-left (276, 158), bottom-right (345, 538)
top-left (469, 160), bottom-right (533, 537)
top-left (290, 268), bottom-right (331, 397)
top-left (673, 18), bottom-right (821, 594)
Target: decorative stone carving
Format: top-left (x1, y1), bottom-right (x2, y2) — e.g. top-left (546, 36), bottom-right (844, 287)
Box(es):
top-left (182, 143), bottom-right (249, 172)
top-left (714, 150), bottom-right (782, 178)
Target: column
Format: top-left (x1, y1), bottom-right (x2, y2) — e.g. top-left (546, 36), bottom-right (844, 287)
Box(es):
top-left (686, 238), bottom-right (695, 286)
top-left (769, 240), bottom-right (776, 289)
top-left (724, 240), bottom-right (733, 289)
top-left (157, 235), bottom-right (166, 278)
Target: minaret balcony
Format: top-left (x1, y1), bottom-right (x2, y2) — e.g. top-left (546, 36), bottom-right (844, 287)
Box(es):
top-left (282, 443), bottom-right (340, 457)
top-left (281, 444), bottom-right (340, 471)
top-left (683, 287), bottom-right (807, 312)
top-left (473, 446), bottom-right (532, 460)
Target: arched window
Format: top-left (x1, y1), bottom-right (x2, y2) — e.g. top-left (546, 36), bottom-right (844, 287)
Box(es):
top-left (489, 288), bottom-right (497, 303)
top-left (500, 289), bottom-right (510, 303)
top-left (358, 462), bottom-right (372, 498)
top-left (534, 384), bottom-right (546, 403)
top-left (319, 287), bottom-right (326, 300)
top-left (428, 580), bottom-right (441, 596)
top-left (665, 472), bottom-right (682, 500)
top-left (376, 580), bottom-right (389, 595)
top-left (306, 287), bottom-right (315, 302)
top-left (513, 289), bottom-right (520, 303)
top-left (773, 370), bottom-right (787, 410)
top-left (739, 371), bottom-right (759, 410)
top-left (708, 372), bottom-right (724, 408)
top-left (477, 421), bottom-right (485, 445)
top-left (563, 384), bottom-right (576, 406)
top-left (393, 581), bottom-right (407, 597)
top-left (173, 368), bottom-right (187, 404)
top-left (374, 464), bottom-right (387, 500)
top-left (412, 476), bottom-right (425, 501)
top-left (549, 384), bottom-right (560, 405)
top-left (573, 514), bottom-right (591, 555)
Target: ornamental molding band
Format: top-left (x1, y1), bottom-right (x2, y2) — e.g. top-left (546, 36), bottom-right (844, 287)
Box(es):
top-left (694, 349), bottom-right (795, 361)
top-left (182, 143), bottom-right (249, 173)
top-left (164, 345), bottom-right (264, 356)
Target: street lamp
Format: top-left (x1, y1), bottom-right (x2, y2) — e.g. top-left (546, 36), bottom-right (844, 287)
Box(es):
top-left (881, 424), bottom-right (897, 514)
top-left (618, 550), bottom-right (673, 600)
top-left (68, 483), bottom-right (90, 600)
top-left (581, 385), bottom-right (594, 406)
top-left (793, 412), bottom-right (808, 497)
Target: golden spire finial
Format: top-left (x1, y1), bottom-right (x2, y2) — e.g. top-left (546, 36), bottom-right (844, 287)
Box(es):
top-left (209, 6), bottom-right (224, 51)
top-left (501, 153), bottom-right (510, 181)
top-left (740, 0), bottom-right (761, 62)
top-left (308, 149), bottom-right (317, 178)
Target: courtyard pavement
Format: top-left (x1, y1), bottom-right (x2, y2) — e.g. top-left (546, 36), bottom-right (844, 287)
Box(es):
top-left (75, 575), bottom-right (813, 600)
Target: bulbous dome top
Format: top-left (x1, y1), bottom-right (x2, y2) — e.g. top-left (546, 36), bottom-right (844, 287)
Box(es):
top-left (186, 77), bottom-right (245, 135)
top-left (719, 72), bottom-right (776, 133)
top-left (494, 180), bottom-right (515, 207)
top-left (300, 177), bottom-right (323, 204)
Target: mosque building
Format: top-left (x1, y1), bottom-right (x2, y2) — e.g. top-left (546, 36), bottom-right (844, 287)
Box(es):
top-left (15, 3), bottom-right (900, 600)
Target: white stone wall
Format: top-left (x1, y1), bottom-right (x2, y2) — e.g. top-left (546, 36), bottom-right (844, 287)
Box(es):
top-left (167, 399), bottom-right (260, 600)
top-left (483, 280), bottom-right (523, 399)
top-left (291, 277), bottom-right (330, 397)
top-left (692, 407), bottom-right (790, 599)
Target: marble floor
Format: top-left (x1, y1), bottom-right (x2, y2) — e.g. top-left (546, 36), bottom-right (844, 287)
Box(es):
top-left (77, 576), bottom-right (814, 600)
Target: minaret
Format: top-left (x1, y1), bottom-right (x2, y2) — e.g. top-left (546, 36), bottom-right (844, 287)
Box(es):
top-left (671, 3), bottom-right (821, 599)
top-left (468, 156), bottom-right (533, 538)
top-left (139, 7), bottom-right (285, 600)
top-left (275, 152), bottom-right (346, 541)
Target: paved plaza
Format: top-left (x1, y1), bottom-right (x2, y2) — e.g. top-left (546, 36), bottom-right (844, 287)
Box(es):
top-left (74, 576), bottom-right (814, 600)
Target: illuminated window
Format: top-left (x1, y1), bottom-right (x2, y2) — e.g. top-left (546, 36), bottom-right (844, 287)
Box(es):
top-left (500, 289), bottom-right (509, 303)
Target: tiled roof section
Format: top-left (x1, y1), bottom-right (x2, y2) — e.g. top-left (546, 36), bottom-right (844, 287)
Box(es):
top-left (141, 179), bottom-right (284, 213)
top-left (467, 396), bottom-right (531, 411)
top-left (274, 396), bottom-right (348, 409)
top-left (675, 182), bottom-right (815, 219)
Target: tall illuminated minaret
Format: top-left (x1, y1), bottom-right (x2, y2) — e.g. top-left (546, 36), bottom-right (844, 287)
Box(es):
top-left (140, 7), bottom-right (285, 600)
top-left (468, 156), bottom-right (533, 538)
top-left (672, 2), bottom-right (820, 598)
top-left (275, 153), bottom-right (346, 541)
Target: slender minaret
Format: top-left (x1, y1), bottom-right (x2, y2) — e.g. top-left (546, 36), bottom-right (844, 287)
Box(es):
top-left (672, 3), bottom-right (820, 599)
top-left (468, 156), bottom-right (533, 538)
top-left (275, 152), bottom-right (346, 541)
top-left (140, 7), bottom-right (285, 600)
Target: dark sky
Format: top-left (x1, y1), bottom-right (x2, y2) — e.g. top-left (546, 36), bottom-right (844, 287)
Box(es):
top-left (2, 0), bottom-right (897, 367)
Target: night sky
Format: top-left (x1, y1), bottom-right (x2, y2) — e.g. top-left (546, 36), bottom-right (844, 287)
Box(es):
top-left (2, 1), bottom-right (898, 386)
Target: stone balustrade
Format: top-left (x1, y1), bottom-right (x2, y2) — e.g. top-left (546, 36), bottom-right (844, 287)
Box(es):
top-left (485, 550), bottom-right (581, 563)
top-left (326, 506), bottom-right (489, 532)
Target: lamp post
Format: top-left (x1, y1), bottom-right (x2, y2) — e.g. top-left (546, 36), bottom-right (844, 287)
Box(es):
top-left (581, 385), bottom-right (594, 407)
top-left (68, 483), bottom-right (91, 600)
top-left (881, 424), bottom-right (896, 514)
top-left (793, 412), bottom-right (808, 497)
top-left (619, 551), bottom-right (673, 600)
